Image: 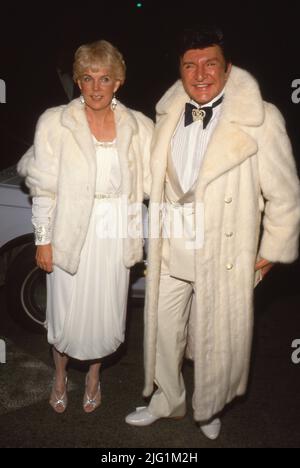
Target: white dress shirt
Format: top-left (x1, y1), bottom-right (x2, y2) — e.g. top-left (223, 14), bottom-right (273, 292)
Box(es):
top-left (171, 89), bottom-right (224, 193)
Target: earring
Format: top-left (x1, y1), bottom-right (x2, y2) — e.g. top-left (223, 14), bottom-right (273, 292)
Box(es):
top-left (111, 94), bottom-right (117, 111)
top-left (79, 95), bottom-right (85, 104)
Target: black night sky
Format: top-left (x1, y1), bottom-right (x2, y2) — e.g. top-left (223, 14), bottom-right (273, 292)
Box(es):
top-left (0, 0), bottom-right (299, 171)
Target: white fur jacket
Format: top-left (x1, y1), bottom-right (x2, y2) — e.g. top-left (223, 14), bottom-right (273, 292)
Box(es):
top-left (143, 66), bottom-right (300, 421)
top-left (17, 98), bottom-right (153, 274)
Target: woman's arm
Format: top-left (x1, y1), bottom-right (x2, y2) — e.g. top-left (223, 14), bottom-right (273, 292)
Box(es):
top-left (17, 108), bottom-right (61, 197)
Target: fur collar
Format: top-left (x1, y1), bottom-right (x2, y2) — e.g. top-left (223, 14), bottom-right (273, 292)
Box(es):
top-left (61, 98), bottom-right (139, 132)
top-left (156, 66), bottom-right (265, 127)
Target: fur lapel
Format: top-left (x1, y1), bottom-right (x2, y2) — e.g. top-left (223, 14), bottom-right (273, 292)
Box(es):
top-left (150, 95), bottom-right (186, 202)
top-left (195, 119), bottom-right (258, 196)
top-left (61, 98), bottom-right (97, 172)
top-left (115, 103), bottom-right (138, 196)
top-left (61, 98), bottom-right (138, 197)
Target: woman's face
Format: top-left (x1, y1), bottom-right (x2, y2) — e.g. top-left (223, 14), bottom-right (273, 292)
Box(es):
top-left (77, 67), bottom-right (121, 111)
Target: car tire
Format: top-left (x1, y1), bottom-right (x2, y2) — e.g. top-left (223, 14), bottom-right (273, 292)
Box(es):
top-left (6, 243), bottom-right (47, 333)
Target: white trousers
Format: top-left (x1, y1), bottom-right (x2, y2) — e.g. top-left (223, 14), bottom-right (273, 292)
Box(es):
top-left (148, 271), bottom-right (195, 418)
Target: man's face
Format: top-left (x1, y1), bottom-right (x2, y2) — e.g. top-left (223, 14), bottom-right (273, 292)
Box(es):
top-left (180, 45), bottom-right (232, 105)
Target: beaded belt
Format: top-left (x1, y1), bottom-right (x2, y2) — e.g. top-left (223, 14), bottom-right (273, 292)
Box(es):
top-left (94, 192), bottom-right (120, 199)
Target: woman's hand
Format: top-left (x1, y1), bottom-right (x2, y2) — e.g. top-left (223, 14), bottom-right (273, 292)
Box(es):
top-left (255, 257), bottom-right (274, 279)
top-left (36, 244), bottom-right (53, 273)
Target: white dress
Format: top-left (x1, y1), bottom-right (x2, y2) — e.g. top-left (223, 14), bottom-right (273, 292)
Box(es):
top-left (32, 138), bottom-right (130, 360)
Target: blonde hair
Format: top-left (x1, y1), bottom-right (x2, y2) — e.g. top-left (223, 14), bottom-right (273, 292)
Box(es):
top-left (73, 40), bottom-right (126, 84)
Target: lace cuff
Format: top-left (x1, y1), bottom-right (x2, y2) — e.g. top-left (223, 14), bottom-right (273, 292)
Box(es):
top-left (33, 222), bottom-right (52, 245)
top-left (32, 196), bottom-right (56, 245)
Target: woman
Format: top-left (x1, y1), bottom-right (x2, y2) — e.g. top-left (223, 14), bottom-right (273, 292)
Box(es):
top-left (18, 40), bottom-right (153, 413)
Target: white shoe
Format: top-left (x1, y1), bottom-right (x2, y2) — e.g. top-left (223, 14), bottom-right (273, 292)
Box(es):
top-left (125, 406), bottom-right (159, 426)
top-left (200, 418), bottom-right (221, 440)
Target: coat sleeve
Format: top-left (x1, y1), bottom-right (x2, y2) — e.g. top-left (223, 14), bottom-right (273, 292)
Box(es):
top-left (133, 111), bottom-right (154, 199)
top-left (258, 103), bottom-right (300, 263)
top-left (17, 108), bottom-right (61, 198)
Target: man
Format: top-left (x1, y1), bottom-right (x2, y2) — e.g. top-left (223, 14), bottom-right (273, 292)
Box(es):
top-left (126, 26), bottom-right (300, 439)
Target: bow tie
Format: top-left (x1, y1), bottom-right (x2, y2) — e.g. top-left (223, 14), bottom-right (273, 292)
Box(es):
top-left (184, 95), bottom-right (224, 128)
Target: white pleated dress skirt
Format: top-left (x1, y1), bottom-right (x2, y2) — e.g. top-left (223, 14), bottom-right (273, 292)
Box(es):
top-left (46, 139), bottom-right (130, 360)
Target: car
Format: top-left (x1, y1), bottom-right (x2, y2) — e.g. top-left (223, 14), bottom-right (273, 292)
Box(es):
top-left (0, 165), bottom-right (146, 333)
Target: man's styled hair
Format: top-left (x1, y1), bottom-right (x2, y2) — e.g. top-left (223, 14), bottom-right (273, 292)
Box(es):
top-left (178, 25), bottom-right (231, 66)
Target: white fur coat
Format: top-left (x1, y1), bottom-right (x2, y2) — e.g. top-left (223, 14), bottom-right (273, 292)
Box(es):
top-left (143, 66), bottom-right (300, 421)
top-left (17, 98), bottom-right (153, 274)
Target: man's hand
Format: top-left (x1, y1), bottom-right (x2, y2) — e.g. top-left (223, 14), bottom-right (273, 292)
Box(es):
top-left (255, 257), bottom-right (274, 279)
top-left (36, 244), bottom-right (53, 273)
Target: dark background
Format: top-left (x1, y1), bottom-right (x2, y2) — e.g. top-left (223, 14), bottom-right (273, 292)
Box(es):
top-left (0, 0), bottom-right (299, 171)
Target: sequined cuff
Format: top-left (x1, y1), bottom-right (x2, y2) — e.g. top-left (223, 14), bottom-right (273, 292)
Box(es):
top-left (34, 222), bottom-right (52, 245)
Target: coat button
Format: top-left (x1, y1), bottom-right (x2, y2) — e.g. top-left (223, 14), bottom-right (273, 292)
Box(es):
top-left (226, 263), bottom-right (234, 270)
top-left (225, 232), bottom-right (234, 238)
top-left (225, 197), bottom-right (232, 204)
